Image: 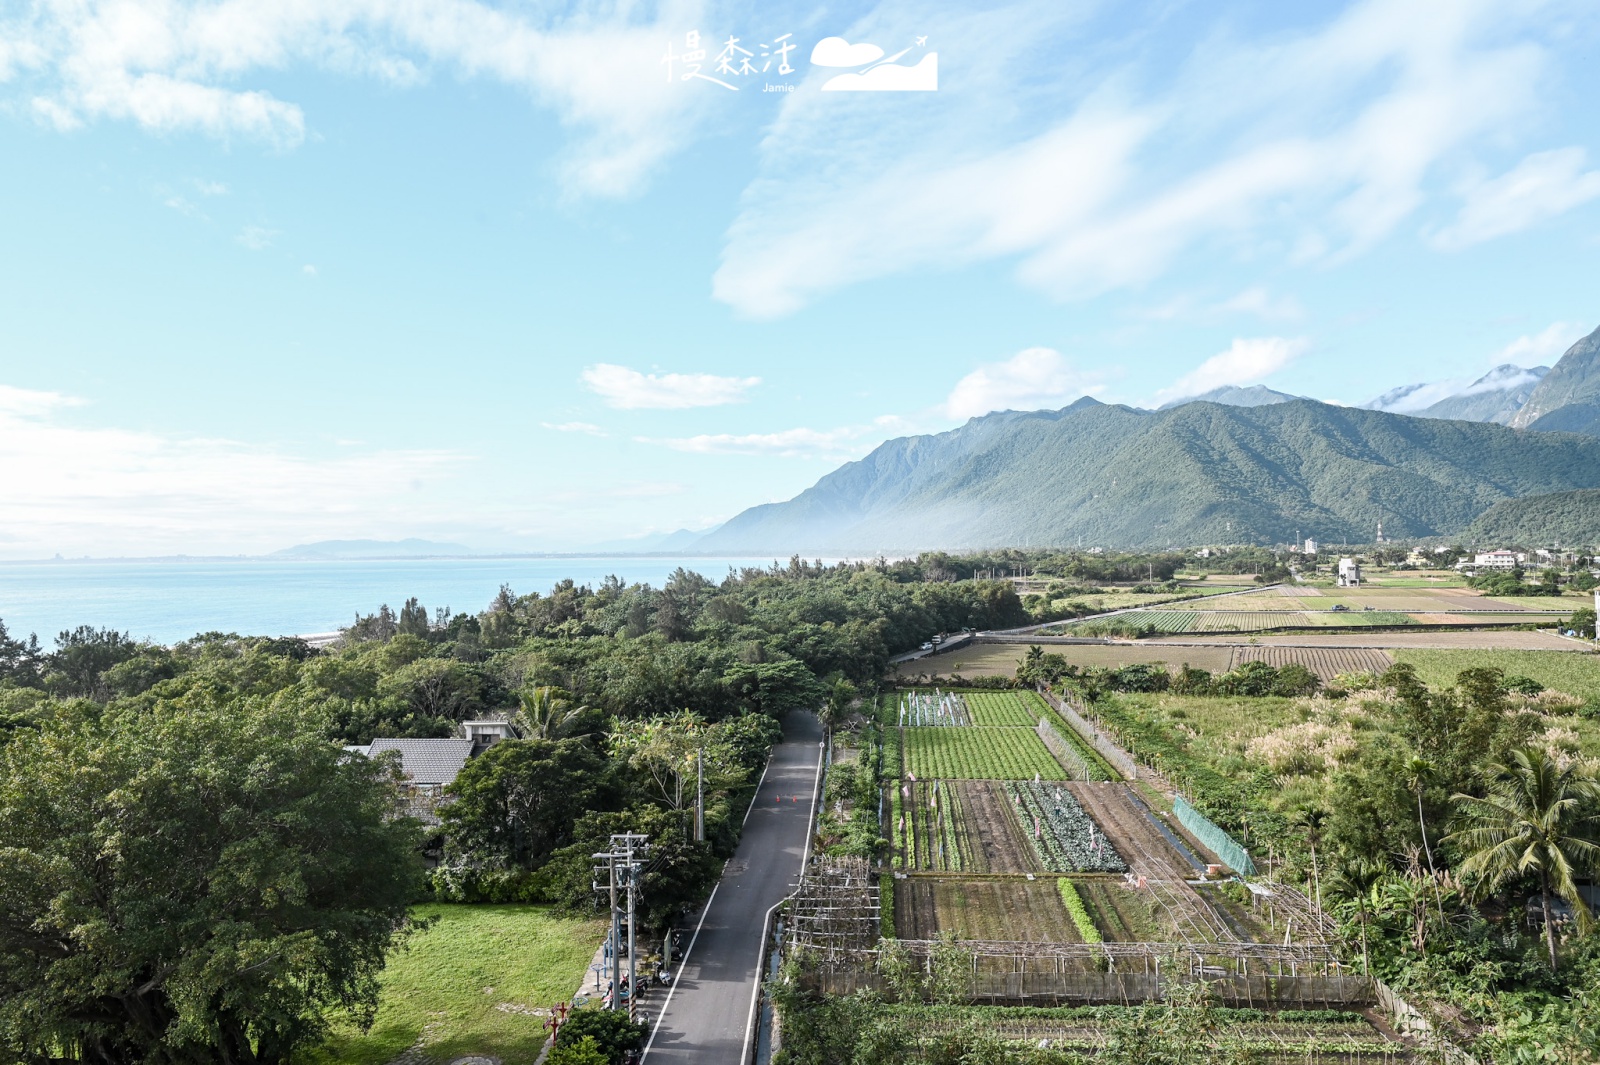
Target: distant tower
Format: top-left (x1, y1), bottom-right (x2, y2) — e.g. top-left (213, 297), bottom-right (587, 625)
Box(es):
top-left (1376, 521), bottom-right (1384, 544)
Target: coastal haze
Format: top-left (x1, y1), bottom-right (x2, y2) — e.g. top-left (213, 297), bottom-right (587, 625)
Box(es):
top-left (0, 556), bottom-right (813, 646)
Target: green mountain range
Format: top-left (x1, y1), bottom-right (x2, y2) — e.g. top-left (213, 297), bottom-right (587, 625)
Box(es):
top-left (1462, 489), bottom-right (1600, 549)
top-left (695, 398), bottom-right (1600, 553)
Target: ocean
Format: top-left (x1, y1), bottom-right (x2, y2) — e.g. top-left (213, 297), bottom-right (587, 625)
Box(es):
top-left (0, 556), bottom-right (804, 646)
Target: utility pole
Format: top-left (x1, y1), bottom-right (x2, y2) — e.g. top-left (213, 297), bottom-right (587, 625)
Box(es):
top-left (594, 833), bottom-right (650, 1014)
top-left (695, 748), bottom-right (705, 843)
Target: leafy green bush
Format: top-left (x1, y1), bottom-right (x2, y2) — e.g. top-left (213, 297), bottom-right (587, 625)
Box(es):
top-left (555, 1007), bottom-right (648, 1064)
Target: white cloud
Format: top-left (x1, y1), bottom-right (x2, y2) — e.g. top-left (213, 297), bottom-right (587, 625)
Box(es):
top-left (944, 348), bottom-right (1103, 420)
top-left (236, 225), bottom-right (276, 250)
top-left (0, 382), bottom-right (462, 557)
top-left (542, 421), bottom-right (607, 436)
top-left (0, 385), bottom-right (84, 417)
top-left (1435, 148), bottom-right (1600, 249)
top-left (714, 0), bottom-right (1555, 316)
top-left (301, 264), bottom-right (316, 275)
top-left (3, 0), bottom-right (713, 196)
top-left (580, 364), bottom-right (760, 410)
top-left (1154, 337), bottom-right (1309, 405)
top-left (1494, 321), bottom-right (1586, 366)
top-left (194, 179), bottom-right (229, 196)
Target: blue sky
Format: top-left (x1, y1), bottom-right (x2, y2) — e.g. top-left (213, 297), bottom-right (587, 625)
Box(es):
top-left (1, 0), bottom-right (1598, 558)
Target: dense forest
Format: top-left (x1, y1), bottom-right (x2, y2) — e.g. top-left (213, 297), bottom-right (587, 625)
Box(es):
top-left (0, 557), bottom-right (1028, 1064)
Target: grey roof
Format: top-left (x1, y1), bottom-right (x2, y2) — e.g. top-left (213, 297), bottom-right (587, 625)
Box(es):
top-left (367, 737), bottom-right (475, 786)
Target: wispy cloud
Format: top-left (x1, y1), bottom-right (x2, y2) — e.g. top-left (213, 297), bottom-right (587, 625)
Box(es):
top-left (1153, 337), bottom-right (1308, 405)
top-left (1220, 287), bottom-right (1304, 323)
top-left (1494, 322), bottom-right (1586, 366)
top-left (645, 426), bottom-right (867, 459)
top-left (713, 0), bottom-right (1557, 317)
top-left (2, 0), bottom-right (713, 196)
top-left (944, 348), bottom-right (1104, 420)
top-left (236, 225), bottom-right (277, 251)
top-left (581, 364), bottom-right (760, 410)
top-left (1434, 149), bottom-right (1600, 250)
top-left (542, 420), bottom-right (607, 436)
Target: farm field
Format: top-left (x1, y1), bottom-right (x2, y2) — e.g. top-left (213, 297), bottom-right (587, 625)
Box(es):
top-left (966, 689), bottom-right (1050, 726)
top-left (865, 1004), bottom-right (1403, 1061)
top-left (310, 904), bottom-right (605, 1065)
top-left (902, 726), bottom-right (1066, 780)
top-left (1006, 781), bottom-right (1127, 872)
top-left (1227, 645), bottom-right (1393, 679)
top-left (900, 780), bottom-right (1043, 873)
top-left (1392, 647), bottom-right (1600, 700)
top-left (1145, 629), bottom-right (1582, 650)
top-left (895, 877), bottom-right (1084, 942)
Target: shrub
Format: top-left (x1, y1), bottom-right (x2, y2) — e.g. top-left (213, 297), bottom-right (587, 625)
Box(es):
top-left (548, 1036), bottom-right (608, 1065)
top-left (556, 1007), bottom-right (649, 1064)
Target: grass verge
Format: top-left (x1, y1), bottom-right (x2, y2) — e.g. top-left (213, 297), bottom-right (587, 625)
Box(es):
top-left (309, 903), bottom-right (606, 1065)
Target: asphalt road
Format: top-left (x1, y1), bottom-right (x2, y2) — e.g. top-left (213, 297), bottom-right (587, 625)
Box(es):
top-left (642, 711), bottom-right (823, 1065)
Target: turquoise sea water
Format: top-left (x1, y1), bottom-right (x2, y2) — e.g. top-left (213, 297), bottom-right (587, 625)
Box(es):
top-left (0, 556), bottom-right (800, 645)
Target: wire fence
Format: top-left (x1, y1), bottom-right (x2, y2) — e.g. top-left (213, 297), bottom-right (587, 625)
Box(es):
top-left (1173, 794), bottom-right (1257, 876)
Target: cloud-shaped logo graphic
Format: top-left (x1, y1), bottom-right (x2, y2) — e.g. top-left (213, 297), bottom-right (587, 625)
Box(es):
top-left (810, 37), bottom-right (886, 67)
top-left (822, 52), bottom-right (938, 92)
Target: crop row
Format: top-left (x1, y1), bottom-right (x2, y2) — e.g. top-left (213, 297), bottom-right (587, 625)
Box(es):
top-left (1057, 879), bottom-right (1102, 943)
top-left (1006, 781), bottom-right (1127, 873)
top-left (902, 727), bottom-right (1066, 781)
top-left (963, 690), bottom-right (1046, 727)
top-left (904, 780), bottom-right (969, 871)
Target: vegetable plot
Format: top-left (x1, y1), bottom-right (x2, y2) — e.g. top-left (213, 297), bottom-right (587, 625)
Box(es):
top-left (898, 689), bottom-right (969, 726)
top-left (1005, 781), bottom-right (1127, 872)
top-left (902, 728), bottom-right (1066, 780)
top-left (963, 691), bottom-right (1045, 727)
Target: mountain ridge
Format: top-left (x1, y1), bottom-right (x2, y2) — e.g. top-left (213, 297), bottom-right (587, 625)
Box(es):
top-left (694, 398), bottom-right (1600, 554)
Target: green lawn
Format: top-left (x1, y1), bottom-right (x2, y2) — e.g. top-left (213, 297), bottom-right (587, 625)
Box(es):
top-left (308, 904), bottom-right (606, 1065)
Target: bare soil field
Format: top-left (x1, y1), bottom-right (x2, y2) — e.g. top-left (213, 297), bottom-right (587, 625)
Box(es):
top-left (1227, 645), bottom-right (1393, 679)
top-left (896, 878), bottom-right (1082, 942)
top-left (1065, 783), bottom-right (1201, 880)
top-left (1145, 630), bottom-right (1581, 650)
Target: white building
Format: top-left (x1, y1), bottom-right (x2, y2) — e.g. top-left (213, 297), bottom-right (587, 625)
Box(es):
top-left (1472, 550), bottom-right (1524, 571)
top-left (1337, 558), bottom-right (1361, 586)
top-left (1303, 538), bottom-right (1318, 555)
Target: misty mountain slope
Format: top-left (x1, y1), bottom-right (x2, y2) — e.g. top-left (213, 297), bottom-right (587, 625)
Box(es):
top-left (696, 399), bottom-right (1600, 553)
top-left (1415, 365), bottom-right (1548, 423)
top-left (1363, 364), bottom-right (1549, 425)
top-left (1510, 324), bottom-right (1600, 429)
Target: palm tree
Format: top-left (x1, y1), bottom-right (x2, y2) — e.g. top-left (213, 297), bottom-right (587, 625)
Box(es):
top-left (1445, 748), bottom-right (1600, 970)
top-left (1292, 806), bottom-right (1328, 920)
top-left (513, 685), bottom-right (591, 741)
top-left (1328, 857), bottom-right (1385, 975)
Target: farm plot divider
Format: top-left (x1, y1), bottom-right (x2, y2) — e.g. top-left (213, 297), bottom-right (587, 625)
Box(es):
top-left (1034, 719), bottom-right (1095, 780)
top-left (1036, 686), bottom-right (1139, 780)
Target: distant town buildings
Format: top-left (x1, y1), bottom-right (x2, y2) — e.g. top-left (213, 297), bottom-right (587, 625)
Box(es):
top-left (1303, 538), bottom-right (1318, 555)
top-left (1337, 558), bottom-right (1361, 587)
top-left (1375, 521), bottom-right (1385, 544)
